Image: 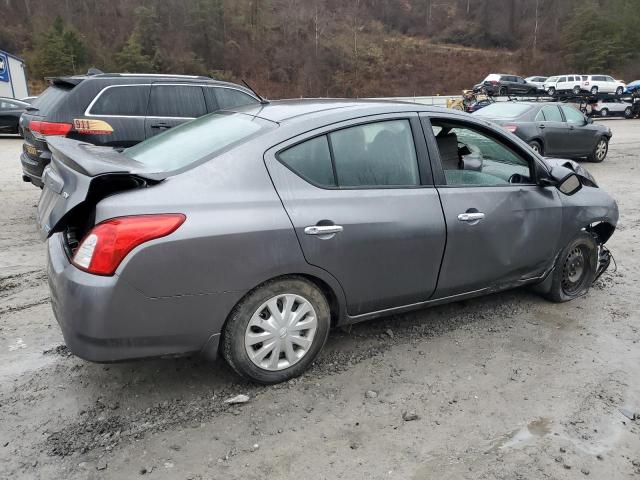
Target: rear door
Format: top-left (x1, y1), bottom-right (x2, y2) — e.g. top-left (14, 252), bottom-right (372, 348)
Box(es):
top-left (422, 114), bottom-right (562, 298)
top-left (536, 105), bottom-right (569, 156)
top-left (264, 114), bottom-right (446, 316)
top-left (144, 84), bottom-right (207, 138)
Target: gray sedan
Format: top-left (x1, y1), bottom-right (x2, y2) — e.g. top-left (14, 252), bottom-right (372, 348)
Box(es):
top-left (39, 100), bottom-right (618, 383)
top-left (473, 102), bottom-right (612, 162)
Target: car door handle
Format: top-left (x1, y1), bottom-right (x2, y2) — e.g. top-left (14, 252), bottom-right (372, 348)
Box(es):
top-left (304, 225), bottom-right (344, 235)
top-left (150, 123), bottom-right (172, 129)
top-left (538, 124), bottom-right (546, 129)
top-left (458, 212), bottom-right (485, 222)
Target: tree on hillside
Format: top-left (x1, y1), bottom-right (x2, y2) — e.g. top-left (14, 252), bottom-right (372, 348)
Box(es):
top-left (29, 16), bottom-right (87, 79)
top-left (114, 34), bottom-right (157, 72)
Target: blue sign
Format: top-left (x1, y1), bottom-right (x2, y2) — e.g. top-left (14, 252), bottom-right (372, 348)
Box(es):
top-left (0, 52), bottom-right (10, 83)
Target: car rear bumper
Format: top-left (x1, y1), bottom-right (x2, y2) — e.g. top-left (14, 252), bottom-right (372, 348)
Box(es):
top-left (20, 151), bottom-right (49, 187)
top-left (47, 233), bottom-right (241, 362)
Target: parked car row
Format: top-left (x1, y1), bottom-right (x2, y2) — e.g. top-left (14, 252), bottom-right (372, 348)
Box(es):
top-left (474, 73), bottom-right (639, 98)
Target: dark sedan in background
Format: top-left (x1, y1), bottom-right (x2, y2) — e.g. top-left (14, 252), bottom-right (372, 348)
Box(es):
top-left (473, 102), bottom-right (612, 162)
top-left (0, 97), bottom-right (28, 134)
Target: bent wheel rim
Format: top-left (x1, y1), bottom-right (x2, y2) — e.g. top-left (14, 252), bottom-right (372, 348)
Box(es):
top-left (561, 246), bottom-right (590, 295)
top-left (245, 294), bottom-right (318, 371)
top-left (596, 140), bottom-right (607, 160)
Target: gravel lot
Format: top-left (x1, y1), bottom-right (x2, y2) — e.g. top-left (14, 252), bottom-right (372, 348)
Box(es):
top-left (1, 121), bottom-right (639, 479)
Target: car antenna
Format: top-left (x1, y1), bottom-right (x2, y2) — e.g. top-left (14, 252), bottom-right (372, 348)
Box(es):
top-left (242, 80), bottom-right (269, 105)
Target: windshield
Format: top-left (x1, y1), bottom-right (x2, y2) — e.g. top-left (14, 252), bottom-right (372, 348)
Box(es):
top-left (125, 111), bottom-right (276, 172)
top-left (546, 76), bottom-right (558, 82)
top-left (472, 103), bottom-right (532, 118)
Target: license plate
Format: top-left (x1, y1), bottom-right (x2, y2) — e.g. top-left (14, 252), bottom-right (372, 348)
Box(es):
top-left (25, 144), bottom-right (38, 156)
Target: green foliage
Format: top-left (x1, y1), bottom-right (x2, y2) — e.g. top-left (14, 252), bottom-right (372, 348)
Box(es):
top-left (29, 16), bottom-right (87, 79)
top-left (563, 0), bottom-right (639, 71)
top-left (114, 34), bottom-right (158, 73)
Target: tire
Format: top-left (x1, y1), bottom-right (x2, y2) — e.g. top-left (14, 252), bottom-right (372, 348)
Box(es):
top-left (599, 108), bottom-right (608, 117)
top-left (588, 136), bottom-right (608, 162)
top-left (624, 106), bottom-right (632, 119)
top-left (499, 86), bottom-right (508, 96)
top-left (528, 140), bottom-right (543, 155)
top-left (590, 86), bottom-right (598, 95)
top-left (616, 86), bottom-right (623, 95)
top-left (573, 85), bottom-right (581, 94)
top-left (547, 87), bottom-right (556, 96)
top-left (221, 276), bottom-right (331, 384)
top-left (545, 232), bottom-right (598, 303)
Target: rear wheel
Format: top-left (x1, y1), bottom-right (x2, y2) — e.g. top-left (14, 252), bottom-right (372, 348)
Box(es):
top-left (616, 86), bottom-right (623, 95)
top-left (599, 108), bottom-right (608, 117)
top-left (573, 85), bottom-right (581, 94)
top-left (528, 140), bottom-right (543, 155)
top-left (624, 106), bottom-right (632, 119)
top-left (588, 137), bottom-right (608, 162)
top-left (547, 87), bottom-right (556, 96)
top-left (499, 86), bottom-right (508, 96)
top-left (222, 277), bottom-right (331, 384)
top-left (590, 86), bottom-right (598, 95)
top-left (545, 232), bottom-right (597, 302)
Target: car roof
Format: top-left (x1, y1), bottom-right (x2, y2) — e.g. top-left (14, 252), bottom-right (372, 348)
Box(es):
top-left (228, 98), bottom-right (455, 123)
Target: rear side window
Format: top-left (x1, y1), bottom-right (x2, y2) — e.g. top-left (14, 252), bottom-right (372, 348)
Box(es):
top-left (279, 136), bottom-right (336, 187)
top-left (89, 85), bottom-right (150, 116)
top-left (540, 105), bottom-right (563, 122)
top-left (215, 88), bottom-right (258, 109)
top-left (147, 85), bottom-right (206, 118)
top-left (125, 111), bottom-right (275, 172)
top-left (30, 86), bottom-right (71, 115)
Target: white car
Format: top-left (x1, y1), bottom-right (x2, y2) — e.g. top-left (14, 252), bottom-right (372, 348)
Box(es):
top-left (543, 75), bottom-right (586, 95)
top-left (582, 75), bottom-right (625, 95)
top-left (525, 76), bottom-right (548, 91)
top-left (592, 98), bottom-right (634, 118)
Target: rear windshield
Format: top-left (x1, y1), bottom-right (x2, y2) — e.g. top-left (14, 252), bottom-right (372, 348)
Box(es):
top-left (29, 85), bottom-right (72, 115)
top-left (471, 103), bottom-right (532, 118)
top-left (484, 74), bottom-right (500, 81)
top-left (124, 111), bottom-right (276, 172)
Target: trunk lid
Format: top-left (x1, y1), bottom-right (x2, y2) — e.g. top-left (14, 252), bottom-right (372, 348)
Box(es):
top-left (37, 137), bottom-right (162, 240)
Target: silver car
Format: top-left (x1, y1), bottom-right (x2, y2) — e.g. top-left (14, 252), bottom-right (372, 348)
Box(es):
top-left (39, 100), bottom-right (618, 384)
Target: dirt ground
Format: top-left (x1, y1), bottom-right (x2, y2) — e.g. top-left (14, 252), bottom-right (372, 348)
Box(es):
top-left (1, 121), bottom-right (639, 480)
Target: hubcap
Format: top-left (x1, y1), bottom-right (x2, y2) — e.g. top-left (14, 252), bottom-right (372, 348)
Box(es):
top-left (596, 140), bottom-right (607, 160)
top-left (530, 143), bottom-right (539, 152)
top-left (561, 246), bottom-right (588, 295)
top-left (244, 294), bottom-right (318, 371)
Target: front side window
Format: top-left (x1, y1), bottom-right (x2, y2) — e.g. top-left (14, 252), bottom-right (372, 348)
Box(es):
top-left (431, 121), bottom-right (532, 186)
top-left (147, 85), bottom-right (206, 118)
top-left (278, 119), bottom-right (420, 188)
top-left (89, 85), bottom-right (150, 116)
top-left (561, 106), bottom-right (585, 124)
top-left (558, 77), bottom-right (567, 83)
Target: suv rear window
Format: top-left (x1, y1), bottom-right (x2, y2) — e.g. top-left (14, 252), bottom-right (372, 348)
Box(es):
top-left (147, 85), bottom-right (206, 118)
top-left (124, 111), bottom-right (276, 172)
top-left (89, 85), bottom-right (150, 116)
top-left (30, 86), bottom-right (72, 115)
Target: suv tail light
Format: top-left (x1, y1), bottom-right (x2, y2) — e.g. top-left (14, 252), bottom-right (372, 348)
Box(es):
top-left (29, 120), bottom-right (72, 140)
top-left (490, 80), bottom-right (498, 85)
top-left (72, 214), bottom-right (186, 276)
top-left (502, 124), bottom-right (518, 133)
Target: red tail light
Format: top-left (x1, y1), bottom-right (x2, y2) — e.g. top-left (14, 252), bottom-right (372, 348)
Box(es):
top-left (502, 124), bottom-right (518, 133)
top-left (491, 80), bottom-right (498, 85)
top-left (72, 214), bottom-right (186, 276)
top-left (29, 120), bottom-right (72, 140)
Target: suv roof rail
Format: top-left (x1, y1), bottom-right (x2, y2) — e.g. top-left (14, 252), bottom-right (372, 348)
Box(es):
top-left (93, 73), bottom-right (213, 80)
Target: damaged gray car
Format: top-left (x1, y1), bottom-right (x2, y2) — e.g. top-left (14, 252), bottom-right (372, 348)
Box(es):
top-left (38, 100), bottom-right (618, 384)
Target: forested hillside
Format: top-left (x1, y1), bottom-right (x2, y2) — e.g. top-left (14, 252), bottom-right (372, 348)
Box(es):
top-left (1, 0), bottom-right (638, 97)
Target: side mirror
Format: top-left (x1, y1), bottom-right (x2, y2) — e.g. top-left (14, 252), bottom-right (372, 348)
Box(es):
top-left (586, 117), bottom-right (593, 124)
top-left (540, 166), bottom-right (583, 195)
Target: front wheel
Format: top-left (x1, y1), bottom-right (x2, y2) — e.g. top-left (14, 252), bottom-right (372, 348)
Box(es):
top-left (624, 106), bottom-right (632, 119)
top-left (588, 137), bottom-right (608, 162)
top-left (616, 86), bottom-right (623, 95)
top-left (547, 87), bottom-right (556, 96)
top-left (545, 232), bottom-right (597, 303)
top-left (599, 108), bottom-right (608, 117)
top-left (590, 86), bottom-right (598, 95)
top-left (573, 85), bottom-right (581, 94)
top-left (222, 277), bottom-right (331, 384)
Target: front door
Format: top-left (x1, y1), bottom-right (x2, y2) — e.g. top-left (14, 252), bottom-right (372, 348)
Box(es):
top-left (144, 84), bottom-right (206, 138)
top-left (264, 115), bottom-right (446, 316)
top-left (536, 105), bottom-right (569, 156)
top-left (560, 105), bottom-right (600, 157)
top-left (422, 114), bottom-right (563, 299)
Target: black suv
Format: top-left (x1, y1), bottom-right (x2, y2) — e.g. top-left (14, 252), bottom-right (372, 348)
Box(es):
top-left (20, 72), bottom-right (260, 187)
top-left (473, 74), bottom-right (537, 96)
